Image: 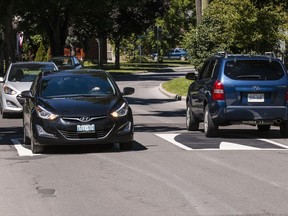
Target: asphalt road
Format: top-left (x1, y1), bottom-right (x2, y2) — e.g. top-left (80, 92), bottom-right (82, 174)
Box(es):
top-left (1, 68), bottom-right (288, 216)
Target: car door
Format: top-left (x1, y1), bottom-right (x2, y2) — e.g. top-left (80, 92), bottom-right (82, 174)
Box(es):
top-left (190, 59), bottom-right (217, 118)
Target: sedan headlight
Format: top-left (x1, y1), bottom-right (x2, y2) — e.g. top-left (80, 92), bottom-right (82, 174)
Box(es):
top-left (111, 102), bottom-right (129, 118)
top-left (3, 86), bottom-right (17, 95)
top-left (35, 105), bottom-right (58, 120)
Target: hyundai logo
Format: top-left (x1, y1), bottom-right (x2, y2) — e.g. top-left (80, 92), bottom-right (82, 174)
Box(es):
top-left (79, 116), bottom-right (91, 122)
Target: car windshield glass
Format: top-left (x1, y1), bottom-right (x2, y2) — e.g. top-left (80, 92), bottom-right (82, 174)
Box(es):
top-left (224, 60), bottom-right (284, 80)
top-left (50, 58), bottom-right (72, 67)
top-left (8, 64), bottom-right (56, 82)
top-left (41, 75), bottom-right (116, 98)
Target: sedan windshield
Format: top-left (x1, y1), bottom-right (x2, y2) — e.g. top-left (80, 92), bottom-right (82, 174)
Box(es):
top-left (41, 75), bottom-right (116, 98)
top-left (8, 64), bottom-right (56, 82)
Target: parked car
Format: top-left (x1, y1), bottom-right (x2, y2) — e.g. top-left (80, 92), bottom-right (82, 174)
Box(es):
top-left (0, 62), bottom-right (58, 118)
top-left (48, 56), bottom-right (83, 69)
top-left (151, 48), bottom-right (188, 61)
top-left (185, 53), bottom-right (288, 137)
top-left (21, 69), bottom-right (134, 153)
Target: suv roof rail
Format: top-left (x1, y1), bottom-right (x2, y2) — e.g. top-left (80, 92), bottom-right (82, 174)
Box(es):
top-left (216, 51), bottom-right (231, 58)
top-left (264, 51), bottom-right (276, 58)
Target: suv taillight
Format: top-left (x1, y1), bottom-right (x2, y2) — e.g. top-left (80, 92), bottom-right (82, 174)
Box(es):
top-left (212, 80), bottom-right (225, 101)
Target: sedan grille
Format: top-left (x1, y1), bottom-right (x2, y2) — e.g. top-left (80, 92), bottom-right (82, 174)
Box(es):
top-left (58, 116), bottom-right (114, 139)
top-left (58, 127), bottom-right (113, 140)
top-left (62, 116), bottom-right (106, 122)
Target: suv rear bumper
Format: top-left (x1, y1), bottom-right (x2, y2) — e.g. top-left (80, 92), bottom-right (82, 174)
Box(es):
top-left (211, 105), bottom-right (288, 124)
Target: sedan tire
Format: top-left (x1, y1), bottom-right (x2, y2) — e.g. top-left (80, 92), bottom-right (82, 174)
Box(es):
top-left (23, 130), bottom-right (31, 145)
top-left (119, 141), bottom-right (133, 151)
top-left (31, 135), bottom-right (44, 154)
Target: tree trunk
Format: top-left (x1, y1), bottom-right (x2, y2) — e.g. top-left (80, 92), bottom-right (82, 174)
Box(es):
top-left (44, 12), bottom-right (69, 57)
top-left (114, 38), bottom-right (120, 69)
top-left (3, 0), bottom-right (16, 69)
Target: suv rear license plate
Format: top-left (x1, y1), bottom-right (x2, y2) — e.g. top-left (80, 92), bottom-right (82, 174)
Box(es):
top-left (248, 93), bottom-right (264, 102)
top-left (77, 124), bottom-right (95, 133)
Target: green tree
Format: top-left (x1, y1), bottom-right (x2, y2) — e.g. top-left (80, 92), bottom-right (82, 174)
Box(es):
top-left (34, 42), bottom-right (47, 62)
top-left (148, 0), bottom-right (196, 56)
top-left (0, 0), bottom-right (19, 69)
top-left (106, 0), bottom-right (168, 69)
top-left (182, 0), bottom-right (287, 68)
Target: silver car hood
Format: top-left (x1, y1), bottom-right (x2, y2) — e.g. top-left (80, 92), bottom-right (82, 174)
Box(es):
top-left (6, 81), bottom-right (32, 93)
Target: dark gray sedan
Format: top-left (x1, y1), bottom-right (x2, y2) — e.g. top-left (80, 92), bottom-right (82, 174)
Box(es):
top-left (21, 69), bottom-right (135, 153)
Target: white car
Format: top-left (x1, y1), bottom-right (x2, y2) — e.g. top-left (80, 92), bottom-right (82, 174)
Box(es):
top-left (0, 62), bottom-right (58, 118)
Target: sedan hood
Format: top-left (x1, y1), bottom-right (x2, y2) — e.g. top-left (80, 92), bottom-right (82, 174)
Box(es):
top-left (7, 81), bottom-right (32, 93)
top-left (41, 96), bottom-right (121, 117)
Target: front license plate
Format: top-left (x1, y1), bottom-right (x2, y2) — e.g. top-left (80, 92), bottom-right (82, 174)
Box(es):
top-left (248, 93), bottom-right (264, 102)
top-left (77, 124), bottom-right (95, 133)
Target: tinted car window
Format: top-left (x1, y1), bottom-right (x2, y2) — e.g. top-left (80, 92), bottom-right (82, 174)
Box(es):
top-left (199, 60), bottom-right (216, 79)
top-left (224, 60), bottom-right (284, 80)
top-left (41, 75), bottom-right (116, 97)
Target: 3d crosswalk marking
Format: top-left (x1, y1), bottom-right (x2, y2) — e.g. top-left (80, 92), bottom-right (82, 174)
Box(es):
top-left (156, 133), bottom-right (288, 151)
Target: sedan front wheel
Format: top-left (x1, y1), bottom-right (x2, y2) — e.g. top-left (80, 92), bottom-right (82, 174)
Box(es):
top-left (119, 141), bottom-right (133, 151)
top-left (31, 135), bottom-right (44, 154)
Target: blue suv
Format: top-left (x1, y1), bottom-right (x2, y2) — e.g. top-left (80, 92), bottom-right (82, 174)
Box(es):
top-left (185, 54), bottom-right (288, 137)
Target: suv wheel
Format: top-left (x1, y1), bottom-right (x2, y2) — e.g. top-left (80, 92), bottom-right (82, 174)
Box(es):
top-left (280, 121), bottom-right (288, 138)
top-left (186, 107), bottom-right (199, 131)
top-left (204, 106), bottom-right (218, 137)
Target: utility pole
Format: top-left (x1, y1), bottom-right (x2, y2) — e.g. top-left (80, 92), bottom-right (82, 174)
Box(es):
top-left (195, 0), bottom-right (202, 26)
top-left (195, 0), bottom-right (210, 25)
top-left (202, 0), bottom-right (209, 12)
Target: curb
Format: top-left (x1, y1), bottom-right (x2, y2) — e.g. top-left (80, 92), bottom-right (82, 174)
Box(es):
top-left (159, 83), bottom-right (186, 101)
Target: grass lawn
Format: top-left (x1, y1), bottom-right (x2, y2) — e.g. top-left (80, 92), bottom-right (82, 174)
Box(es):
top-left (84, 60), bottom-right (192, 73)
top-left (162, 77), bottom-right (193, 96)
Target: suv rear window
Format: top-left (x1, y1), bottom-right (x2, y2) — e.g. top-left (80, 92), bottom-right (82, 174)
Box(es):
top-left (224, 60), bottom-right (284, 80)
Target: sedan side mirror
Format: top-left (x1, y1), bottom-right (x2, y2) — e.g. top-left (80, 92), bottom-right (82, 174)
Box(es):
top-left (122, 87), bottom-right (135, 95)
top-left (185, 72), bottom-right (197, 80)
top-left (20, 90), bottom-right (34, 99)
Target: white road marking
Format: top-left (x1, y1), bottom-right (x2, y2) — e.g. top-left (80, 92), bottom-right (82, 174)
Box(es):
top-left (156, 133), bottom-right (288, 151)
top-left (11, 139), bottom-right (38, 156)
top-left (155, 134), bottom-right (193, 151)
top-left (219, 142), bottom-right (259, 150)
top-left (258, 139), bottom-right (288, 149)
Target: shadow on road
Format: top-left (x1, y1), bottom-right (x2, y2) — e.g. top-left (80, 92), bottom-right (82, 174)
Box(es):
top-left (0, 127), bottom-right (23, 145)
top-left (17, 140), bottom-right (147, 155)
